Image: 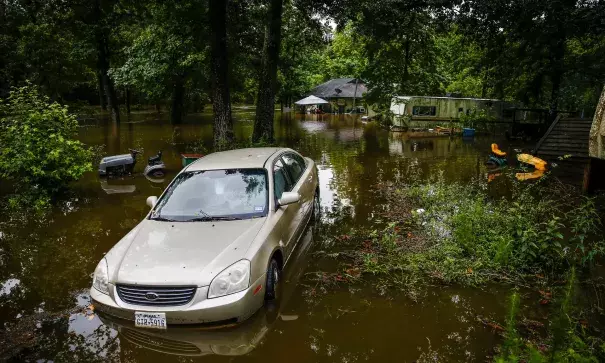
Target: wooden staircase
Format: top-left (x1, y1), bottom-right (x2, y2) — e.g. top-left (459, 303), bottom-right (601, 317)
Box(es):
top-left (534, 116), bottom-right (592, 158)
top-left (534, 116), bottom-right (593, 186)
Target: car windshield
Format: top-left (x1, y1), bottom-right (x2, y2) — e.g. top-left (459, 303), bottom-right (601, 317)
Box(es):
top-left (150, 169), bottom-right (268, 222)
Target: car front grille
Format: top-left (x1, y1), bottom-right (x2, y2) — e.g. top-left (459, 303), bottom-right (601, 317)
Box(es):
top-left (116, 285), bottom-right (196, 306)
top-left (121, 328), bottom-right (202, 355)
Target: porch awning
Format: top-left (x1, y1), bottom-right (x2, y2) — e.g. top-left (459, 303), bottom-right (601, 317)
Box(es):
top-left (294, 95), bottom-right (329, 105)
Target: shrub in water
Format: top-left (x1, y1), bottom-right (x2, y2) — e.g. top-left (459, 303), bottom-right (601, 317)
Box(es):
top-left (404, 179), bottom-right (604, 283)
top-left (0, 84), bottom-right (92, 209)
top-left (359, 178), bottom-right (605, 287)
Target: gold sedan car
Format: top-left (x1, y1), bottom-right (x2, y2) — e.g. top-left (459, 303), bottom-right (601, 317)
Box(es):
top-left (90, 148), bottom-right (319, 329)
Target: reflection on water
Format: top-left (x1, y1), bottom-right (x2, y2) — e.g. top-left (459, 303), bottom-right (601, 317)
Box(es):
top-left (0, 111), bottom-right (532, 362)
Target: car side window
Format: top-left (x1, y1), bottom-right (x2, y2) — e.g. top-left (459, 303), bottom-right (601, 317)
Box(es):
top-left (281, 153), bottom-right (305, 184)
top-left (273, 159), bottom-right (292, 200)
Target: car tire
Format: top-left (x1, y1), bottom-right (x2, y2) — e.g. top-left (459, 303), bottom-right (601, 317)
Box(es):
top-left (265, 259), bottom-right (281, 301)
top-left (312, 191), bottom-right (321, 224)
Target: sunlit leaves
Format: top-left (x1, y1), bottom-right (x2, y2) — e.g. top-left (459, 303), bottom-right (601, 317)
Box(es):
top-left (0, 84), bottom-right (93, 208)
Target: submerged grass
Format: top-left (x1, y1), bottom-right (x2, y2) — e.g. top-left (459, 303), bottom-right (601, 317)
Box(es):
top-left (494, 269), bottom-right (605, 362)
top-left (349, 176), bottom-right (605, 289)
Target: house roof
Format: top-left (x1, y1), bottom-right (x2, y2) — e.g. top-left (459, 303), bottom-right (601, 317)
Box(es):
top-left (310, 78), bottom-right (367, 99)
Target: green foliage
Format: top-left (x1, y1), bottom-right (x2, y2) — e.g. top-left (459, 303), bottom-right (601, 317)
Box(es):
top-left (0, 84), bottom-right (92, 209)
top-left (458, 108), bottom-right (496, 128)
top-left (494, 270), bottom-right (604, 363)
top-left (322, 23), bottom-right (367, 80)
top-left (456, 0), bottom-right (605, 110)
top-left (353, 177), bottom-right (605, 288)
top-left (435, 27), bottom-right (485, 98)
top-left (405, 179), bottom-right (604, 282)
top-left (495, 293), bottom-right (522, 362)
top-left (109, 2), bottom-right (208, 101)
top-left (277, 3), bottom-right (329, 105)
top-left (352, 8), bottom-right (442, 103)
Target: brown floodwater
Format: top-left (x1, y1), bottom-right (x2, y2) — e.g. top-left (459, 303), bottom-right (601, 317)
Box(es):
top-left (0, 110), bottom-right (555, 362)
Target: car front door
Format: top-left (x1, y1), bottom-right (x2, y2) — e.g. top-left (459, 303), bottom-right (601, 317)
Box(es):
top-left (273, 158), bottom-right (299, 258)
top-left (280, 153), bottom-right (312, 256)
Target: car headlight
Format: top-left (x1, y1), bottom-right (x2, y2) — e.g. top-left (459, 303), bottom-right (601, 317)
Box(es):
top-left (208, 260), bottom-right (250, 299)
top-left (92, 258), bottom-right (109, 294)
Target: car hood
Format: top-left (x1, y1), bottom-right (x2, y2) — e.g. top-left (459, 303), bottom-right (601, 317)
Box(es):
top-left (111, 218), bottom-right (266, 287)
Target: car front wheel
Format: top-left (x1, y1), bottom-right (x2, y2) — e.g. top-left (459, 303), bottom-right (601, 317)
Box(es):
top-left (265, 258), bottom-right (281, 301)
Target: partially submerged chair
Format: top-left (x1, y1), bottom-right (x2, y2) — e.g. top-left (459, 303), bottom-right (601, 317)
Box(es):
top-left (491, 143), bottom-right (507, 157)
top-left (487, 143), bottom-right (507, 167)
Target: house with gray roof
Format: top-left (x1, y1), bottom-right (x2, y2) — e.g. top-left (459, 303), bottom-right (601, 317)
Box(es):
top-left (309, 78), bottom-right (369, 114)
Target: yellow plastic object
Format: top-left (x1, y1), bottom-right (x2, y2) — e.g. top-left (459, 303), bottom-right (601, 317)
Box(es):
top-left (517, 153), bottom-right (547, 171)
top-left (491, 143), bottom-right (507, 157)
top-left (516, 169), bottom-right (545, 181)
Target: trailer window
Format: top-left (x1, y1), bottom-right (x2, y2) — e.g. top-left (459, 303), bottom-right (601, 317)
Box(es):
top-left (412, 106), bottom-right (437, 116)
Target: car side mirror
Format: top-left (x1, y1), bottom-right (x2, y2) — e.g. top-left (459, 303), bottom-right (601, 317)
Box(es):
top-left (278, 192), bottom-right (300, 207)
top-left (146, 196), bottom-right (158, 208)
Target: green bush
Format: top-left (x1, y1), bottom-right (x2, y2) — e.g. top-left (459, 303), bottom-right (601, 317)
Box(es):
top-left (0, 84), bottom-right (92, 208)
top-left (353, 178), bottom-right (605, 288)
top-left (459, 107), bottom-right (495, 129)
top-left (404, 179), bottom-right (604, 282)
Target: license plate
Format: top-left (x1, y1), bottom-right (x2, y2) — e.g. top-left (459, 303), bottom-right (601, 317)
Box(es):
top-left (134, 312), bottom-right (167, 329)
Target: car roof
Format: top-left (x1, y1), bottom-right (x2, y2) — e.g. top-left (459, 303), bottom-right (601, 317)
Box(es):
top-left (186, 147), bottom-right (284, 171)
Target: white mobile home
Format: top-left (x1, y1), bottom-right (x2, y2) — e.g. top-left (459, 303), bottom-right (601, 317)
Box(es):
top-left (390, 96), bottom-right (515, 124)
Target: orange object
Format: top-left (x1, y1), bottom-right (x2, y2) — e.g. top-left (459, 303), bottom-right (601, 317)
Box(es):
top-left (516, 169), bottom-right (545, 181)
top-left (517, 153), bottom-right (547, 171)
top-left (491, 143), bottom-right (506, 157)
top-left (488, 172), bottom-right (502, 183)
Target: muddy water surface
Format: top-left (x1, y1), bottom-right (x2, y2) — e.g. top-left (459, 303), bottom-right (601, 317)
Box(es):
top-left (0, 110), bottom-right (536, 362)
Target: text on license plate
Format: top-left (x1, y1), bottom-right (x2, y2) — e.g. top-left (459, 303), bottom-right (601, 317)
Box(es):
top-left (134, 312), bottom-right (167, 329)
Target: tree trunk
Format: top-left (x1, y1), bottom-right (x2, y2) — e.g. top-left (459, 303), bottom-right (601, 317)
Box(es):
top-left (98, 72), bottom-right (107, 110)
top-left (252, 0), bottom-right (284, 143)
top-left (588, 86), bottom-right (605, 159)
top-left (94, 0), bottom-right (120, 123)
top-left (170, 76), bottom-right (185, 124)
top-left (209, 0), bottom-right (234, 150)
top-left (101, 67), bottom-right (120, 123)
top-left (125, 87), bottom-right (131, 114)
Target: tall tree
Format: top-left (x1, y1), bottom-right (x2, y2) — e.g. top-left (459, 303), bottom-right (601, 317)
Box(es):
top-left (252, 0), bottom-right (284, 143)
top-left (457, 0), bottom-right (605, 112)
top-left (210, 0), bottom-right (234, 148)
top-left (277, 2), bottom-right (327, 109)
top-left (93, 0), bottom-right (120, 123)
top-left (109, 1), bottom-right (209, 124)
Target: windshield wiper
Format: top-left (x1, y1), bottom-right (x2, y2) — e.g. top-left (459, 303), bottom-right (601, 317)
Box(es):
top-left (150, 216), bottom-right (178, 222)
top-left (186, 216), bottom-right (243, 222)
